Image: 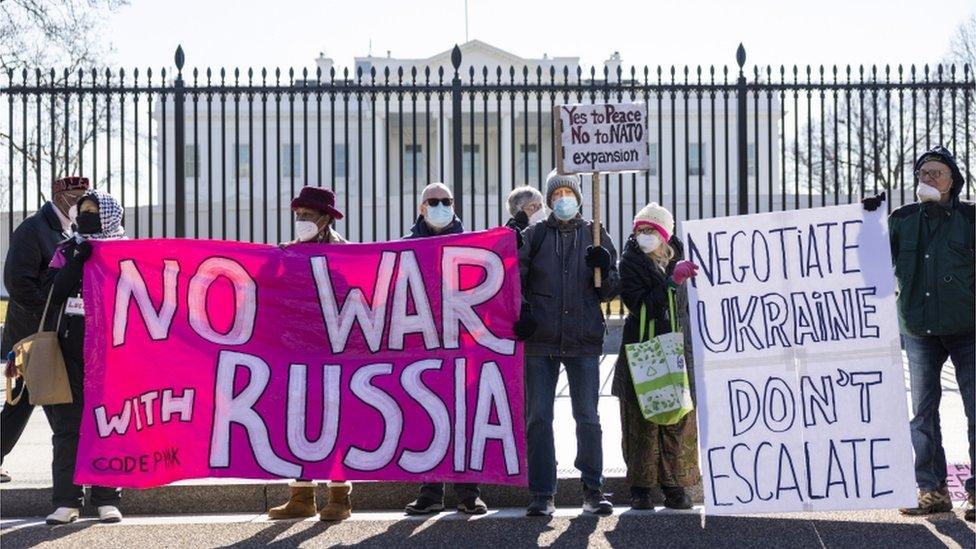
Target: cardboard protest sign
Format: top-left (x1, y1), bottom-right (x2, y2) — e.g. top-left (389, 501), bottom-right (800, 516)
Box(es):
top-left (74, 228), bottom-right (524, 489)
top-left (555, 102), bottom-right (650, 175)
top-left (682, 204), bottom-right (915, 514)
top-left (555, 102), bottom-right (650, 286)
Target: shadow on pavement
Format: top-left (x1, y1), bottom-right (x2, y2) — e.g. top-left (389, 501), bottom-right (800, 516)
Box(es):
top-left (603, 512), bottom-right (973, 549)
top-left (928, 513), bottom-right (975, 548)
top-left (0, 520), bottom-right (94, 547)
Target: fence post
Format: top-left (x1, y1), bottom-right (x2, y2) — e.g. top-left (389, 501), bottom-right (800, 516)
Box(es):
top-left (450, 45), bottom-right (463, 215)
top-left (173, 45), bottom-right (186, 237)
top-left (735, 43), bottom-right (748, 215)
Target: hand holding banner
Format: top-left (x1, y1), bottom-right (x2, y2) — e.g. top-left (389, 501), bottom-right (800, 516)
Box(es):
top-left (75, 228), bottom-right (525, 489)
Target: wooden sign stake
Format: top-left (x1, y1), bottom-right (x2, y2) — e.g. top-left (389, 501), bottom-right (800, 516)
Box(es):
top-left (592, 171), bottom-right (602, 288)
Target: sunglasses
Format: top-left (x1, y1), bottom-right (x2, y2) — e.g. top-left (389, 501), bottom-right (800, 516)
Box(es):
top-left (425, 197), bottom-right (454, 207)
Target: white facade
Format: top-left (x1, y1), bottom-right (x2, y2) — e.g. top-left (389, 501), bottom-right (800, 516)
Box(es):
top-left (149, 40), bottom-right (782, 245)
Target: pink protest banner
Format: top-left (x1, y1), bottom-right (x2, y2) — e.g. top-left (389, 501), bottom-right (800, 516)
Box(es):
top-left (74, 228), bottom-right (525, 489)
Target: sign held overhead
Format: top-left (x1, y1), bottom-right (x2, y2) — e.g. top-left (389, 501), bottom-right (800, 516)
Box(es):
top-left (556, 102), bottom-right (650, 175)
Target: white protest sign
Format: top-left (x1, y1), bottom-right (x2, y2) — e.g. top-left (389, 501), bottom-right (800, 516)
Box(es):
top-left (556, 102), bottom-right (649, 175)
top-left (682, 204), bottom-right (915, 515)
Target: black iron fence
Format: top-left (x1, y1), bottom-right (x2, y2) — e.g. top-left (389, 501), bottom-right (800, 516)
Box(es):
top-left (2, 44), bottom-right (973, 262)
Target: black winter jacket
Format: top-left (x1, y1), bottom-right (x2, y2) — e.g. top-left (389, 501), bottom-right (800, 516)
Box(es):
top-left (2, 202), bottom-right (68, 356)
top-left (519, 214), bottom-right (620, 357)
top-left (611, 236), bottom-right (695, 407)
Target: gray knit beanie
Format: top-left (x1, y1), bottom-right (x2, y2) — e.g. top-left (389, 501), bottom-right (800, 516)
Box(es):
top-left (544, 169), bottom-right (582, 206)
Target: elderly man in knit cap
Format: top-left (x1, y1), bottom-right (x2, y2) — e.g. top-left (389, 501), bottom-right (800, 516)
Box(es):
top-left (268, 186), bottom-right (353, 521)
top-left (515, 169), bottom-right (620, 516)
top-left (864, 145), bottom-right (975, 522)
top-left (2, 176), bottom-right (89, 483)
top-left (402, 182), bottom-right (489, 515)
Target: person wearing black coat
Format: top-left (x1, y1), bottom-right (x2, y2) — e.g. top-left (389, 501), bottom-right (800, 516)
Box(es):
top-left (1, 176), bottom-right (89, 482)
top-left (401, 182), bottom-right (487, 516)
top-left (610, 202), bottom-right (701, 511)
top-left (41, 189), bottom-right (125, 525)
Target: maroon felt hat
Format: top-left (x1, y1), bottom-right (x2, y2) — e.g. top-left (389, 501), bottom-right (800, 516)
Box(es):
top-left (290, 186), bottom-right (344, 219)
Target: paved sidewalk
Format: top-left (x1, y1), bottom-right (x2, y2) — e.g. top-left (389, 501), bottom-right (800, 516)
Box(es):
top-left (1, 507), bottom-right (973, 548)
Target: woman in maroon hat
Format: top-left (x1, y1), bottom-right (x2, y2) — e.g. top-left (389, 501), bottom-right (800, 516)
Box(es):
top-left (267, 186), bottom-right (353, 521)
top-left (281, 185), bottom-right (347, 245)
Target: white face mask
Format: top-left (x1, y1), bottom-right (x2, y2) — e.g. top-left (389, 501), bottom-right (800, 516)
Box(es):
top-left (68, 204), bottom-right (78, 223)
top-left (295, 220), bottom-right (321, 242)
top-left (916, 182), bottom-right (945, 203)
top-left (636, 233), bottom-right (662, 253)
top-left (426, 204), bottom-right (454, 228)
top-left (528, 207), bottom-right (547, 225)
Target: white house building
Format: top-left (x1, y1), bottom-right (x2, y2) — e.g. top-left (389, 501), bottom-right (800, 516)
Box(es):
top-left (153, 39), bottom-right (782, 245)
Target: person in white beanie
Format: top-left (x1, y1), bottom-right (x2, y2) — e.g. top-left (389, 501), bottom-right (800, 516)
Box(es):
top-left (611, 202), bottom-right (700, 510)
top-left (516, 169), bottom-right (620, 516)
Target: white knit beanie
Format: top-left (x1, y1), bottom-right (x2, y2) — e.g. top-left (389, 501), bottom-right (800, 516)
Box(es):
top-left (633, 202), bottom-right (674, 241)
top-left (544, 169), bottom-right (582, 206)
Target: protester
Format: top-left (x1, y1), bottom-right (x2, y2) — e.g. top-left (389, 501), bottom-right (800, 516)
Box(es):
top-left (42, 189), bottom-right (124, 524)
top-left (1, 176), bottom-right (89, 484)
top-left (863, 145), bottom-right (974, 522)
top-left (611, 202), bottom-right (700, 510)
top-left (267, 186), bottom-right (353, 521)
top-left (504, 185), bottom-right (546, 235)
top-left (402, 182), bottom-right (486, 515)
top-left (516, 169), bottom-right (620, 516)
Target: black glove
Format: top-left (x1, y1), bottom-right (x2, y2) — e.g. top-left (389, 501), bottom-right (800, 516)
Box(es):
top-left (585, 245), bottom-right (612, 271)
top-left (513, 304), bottom-right (537, 341)
top-left (69, 240), bottom-right (93, 263)
top-left (861, 191), bottom-right (886, 212)
top-left (513, 210), bottom-right (529, 230)
top-left (509, 226), bottom-right (524, 249)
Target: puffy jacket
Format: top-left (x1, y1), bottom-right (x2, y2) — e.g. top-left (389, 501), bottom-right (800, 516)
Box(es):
top-left (1, 202), bottom-right (68, 356)
top-left (611, 236), bottom-right (695, 406)
top-left (519, 214), bottom-right (620, 357)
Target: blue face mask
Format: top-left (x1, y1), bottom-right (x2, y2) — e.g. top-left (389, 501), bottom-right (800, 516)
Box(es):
top-left (552, 196), bottom-right (579, 221)
top-left (426, 204), bottom-right (455, 228)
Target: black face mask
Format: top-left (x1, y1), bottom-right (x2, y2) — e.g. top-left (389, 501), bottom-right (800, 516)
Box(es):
top-left (76, 211), bottom-right (102, 234)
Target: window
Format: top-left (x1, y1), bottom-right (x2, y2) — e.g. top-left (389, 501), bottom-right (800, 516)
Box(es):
top-left (518, 144), bottom-right (538, 183)
top-left (282, 144), bottom-right (302, 178)
top-left (747, 143), bottom-right (756, 177)
top-left (403, 144), bottom-right (424, 181)
top-left (648, 143), bottom-right (658, 176)
top-left (334, 144), bottom-right (347, 179)
top-left (689, 143), bottom-right (707, 176)
top-left (184, 144), bottom-right (199, 178)
top-left (462, 144), bottom-right (481, 182)
top-left (236, 145), bottom-right (250, 178)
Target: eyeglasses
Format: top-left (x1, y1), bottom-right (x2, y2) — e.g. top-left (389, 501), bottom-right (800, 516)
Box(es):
top-left (634, 226), bottom-right (657, 236)
top-left (425, 197), bottom-right (454, 207)
top-left (915, 168), bottom-right (946, 180)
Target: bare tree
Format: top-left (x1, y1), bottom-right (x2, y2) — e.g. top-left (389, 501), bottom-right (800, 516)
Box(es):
top-left (0, 0), bottom-right (127, 210)
top-left (788, 16), bottom-right (976, 207)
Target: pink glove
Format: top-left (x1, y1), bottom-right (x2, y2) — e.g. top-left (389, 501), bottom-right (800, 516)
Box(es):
top-left (671, 260), bottom-right (699, 285)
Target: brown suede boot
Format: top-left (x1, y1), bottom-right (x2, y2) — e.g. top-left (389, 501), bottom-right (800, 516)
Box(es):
top-left (268, 484), bottom-right (317, 519)
top-left (319, 484), bottom-right (352, 521)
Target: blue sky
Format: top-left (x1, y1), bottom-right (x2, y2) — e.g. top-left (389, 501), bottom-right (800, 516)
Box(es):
top-left (94, 0), bottom-right (976, 74)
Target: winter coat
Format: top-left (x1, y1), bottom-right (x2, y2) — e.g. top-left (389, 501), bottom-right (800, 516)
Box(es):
top-left (1, 202), bottom-right (69, 357)
top-left (42, 238), bottom-right (88, 400)
top-left (518, 213), bottom-right (620, 357)
top-left (611, 235), bottom-right (695, 407)
top-left (889, 198), bottom-right (974, 336)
